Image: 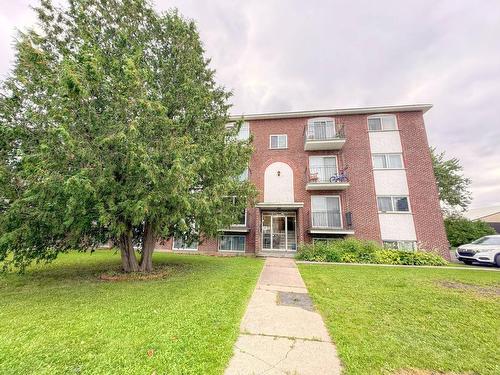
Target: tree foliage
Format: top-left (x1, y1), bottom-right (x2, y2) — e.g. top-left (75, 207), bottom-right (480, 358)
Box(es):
top-left (0, 0), bottom-right (256, 272)
top-left (444, 216), bottom-right (495, 247)
top-left (430, 147), bottom-right (471, 214)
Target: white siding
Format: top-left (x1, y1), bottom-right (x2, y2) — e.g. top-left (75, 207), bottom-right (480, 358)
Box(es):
top-left (368, 120), bottom-right (417, 242)
top-left (373, 170), bottom-right (409, 195)
top-left (264, 162), bottom-right (294, 203)
top-left (368, 131), bottom-right (402, 153)
top-left (379, 214), bottom-right (417, 241)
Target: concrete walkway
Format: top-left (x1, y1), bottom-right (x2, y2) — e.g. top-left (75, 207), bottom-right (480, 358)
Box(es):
top-left (225, 258), bottom-right (342, 375)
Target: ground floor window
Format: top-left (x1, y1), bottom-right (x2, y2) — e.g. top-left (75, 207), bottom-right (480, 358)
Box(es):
top-left (173, 238), bottom-right (198, 251)
top-left (383, 240), bottom-right (416, 251)
top-left (219, 235), bottom-right (245, 252)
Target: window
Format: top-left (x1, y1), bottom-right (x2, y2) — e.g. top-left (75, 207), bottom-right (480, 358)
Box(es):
top-left (236, 209), bottom-right (247, 226)
top-left (472, 236), bottom-right (500, 245)
top-left (226, 196), bottom-right (247, 226)
top-left (173, 237), bottom-right (198, 251)
top-left (372, 153), bottom-right (403, 169)
top-left (311, 196), bottom-right (342, 228)
top-left (368, 115), bottom-right (397, 131)
top-left (237, 122), bottom-right (250, 141)
top-left (309, 156), bottom-right (338, 183)
top-left (239, 167), bottom-right (249, 181)
top-left (383, 240), bottom-right (416, 251)
top-left (219, 235), bottom-right (246, 252)
top-left (226, 122), bottom-right (249, 141)
top-left (270, 134), bottom-right (287, 149)
top-left (377, 196), bottom-right (410, 212)
top-left (307, 118), bottom-right (336, 140)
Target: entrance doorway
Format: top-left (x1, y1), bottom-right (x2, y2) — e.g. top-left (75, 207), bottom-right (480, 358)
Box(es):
top-left (262, 212), bottom-right (297, 251)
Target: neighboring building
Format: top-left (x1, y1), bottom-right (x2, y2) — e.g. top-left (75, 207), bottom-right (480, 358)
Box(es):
top-left (157, 104), bottom-right (450, 258)
top-left (463, 206), bottom-right (500, 233)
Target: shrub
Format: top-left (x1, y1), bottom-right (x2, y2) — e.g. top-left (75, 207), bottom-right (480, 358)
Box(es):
top-left (444, 215), bottom-right (496, 247)
top-left (296, 239), bottom-right (448, 266)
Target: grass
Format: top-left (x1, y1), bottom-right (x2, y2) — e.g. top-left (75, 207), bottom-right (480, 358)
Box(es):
top-left (0, 250), bottom-right (263, 375)
top-left (298, 264), bottom-right (500, 375)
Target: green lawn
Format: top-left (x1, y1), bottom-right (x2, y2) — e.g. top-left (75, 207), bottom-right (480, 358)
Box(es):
top-left (0, 250), bottom-right (263, 375)
top-left (298, 264), bottom-right (500, 375)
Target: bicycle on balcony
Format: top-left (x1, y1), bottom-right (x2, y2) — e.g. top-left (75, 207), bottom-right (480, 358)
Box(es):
top-left (329, 169), bottom-right (348, 183)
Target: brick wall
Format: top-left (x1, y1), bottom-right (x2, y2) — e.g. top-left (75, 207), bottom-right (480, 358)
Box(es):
top-left (398, 111), bottom-right (450, 258)
top-left (156, 109), bottom-right (449, 258)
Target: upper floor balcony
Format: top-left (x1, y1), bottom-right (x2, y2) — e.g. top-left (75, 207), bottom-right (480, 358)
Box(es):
top-left (304, 118), bottom-right (346, 151)
top-left (306, 166), bottom-right (350, 190)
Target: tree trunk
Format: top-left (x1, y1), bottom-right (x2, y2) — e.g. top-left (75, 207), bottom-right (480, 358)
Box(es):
top-left (119, 229), bottom-right (139, 272)
top-left (139, 220), bottom-right (155, 272)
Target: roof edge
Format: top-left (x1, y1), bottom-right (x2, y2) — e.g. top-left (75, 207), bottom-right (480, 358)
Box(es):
top-left (229, 104), bottom-right (433, 121)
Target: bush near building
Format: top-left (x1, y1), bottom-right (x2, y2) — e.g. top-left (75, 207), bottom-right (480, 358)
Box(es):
top-left (296, 238), bottom-right (447, 266)
top-left (445, 215), bottom-right (496, 247)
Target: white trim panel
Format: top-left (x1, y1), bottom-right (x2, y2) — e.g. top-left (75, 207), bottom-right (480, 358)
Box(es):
top-left (373, 170), bottom-right (409, 195)
top-left (368, 131), bottom-right (402, 153)
top-left (379, 214), bottom-right (417, 241)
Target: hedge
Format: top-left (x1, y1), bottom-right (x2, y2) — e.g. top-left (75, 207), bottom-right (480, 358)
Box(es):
top-left (444, 215), bottom-right (496, 247)
top-left (295, 238), bottom-right (447, 266)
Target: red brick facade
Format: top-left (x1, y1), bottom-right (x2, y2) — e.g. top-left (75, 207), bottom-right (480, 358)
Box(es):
top-left (157, 105), bottom-right (450, 259)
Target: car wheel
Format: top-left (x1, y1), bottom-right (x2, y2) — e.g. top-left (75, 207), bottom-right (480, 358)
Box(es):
top-left (495, 254), bottom-right (500, 267)
top-left (463, 260), bottom-right (474, 265)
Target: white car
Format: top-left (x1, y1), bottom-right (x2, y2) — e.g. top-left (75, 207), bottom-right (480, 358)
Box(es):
top-left (456, 235), bottom-right (500, 266)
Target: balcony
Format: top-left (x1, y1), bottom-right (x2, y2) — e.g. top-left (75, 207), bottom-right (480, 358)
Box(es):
top-left (306, 166), bottom-right (350, 190)
top-left (308, 211), bottom-right (354, 235)
top-left (304, 124), bottom-right (346, 151)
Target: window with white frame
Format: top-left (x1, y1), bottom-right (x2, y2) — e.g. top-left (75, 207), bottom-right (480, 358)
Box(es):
top-left (307, 118), bottom-right (336, 140)
top-left (383, 240), bottom-right (416, 251)
top-left (237, 122), bottom-right (250, 141)
top-left (311, 196), bottom-right (342, 228)
top-left (269, 134), bottom-right (287, 149)
top-left (225, 122), bottom-right (250, 141)
top-left (368, 115), bottom-right (397, 131)
top-left (235, 209), bottom-right (247, 226)
top-left (226, 196), bottom-right (246, 226)
top-left (372, 153), bottom-right (403, 169)
top-left (219, 235), bottom-right (245, 252)
top-left (172, 237), bottom-right (198, 251)
top-left (377, 196), bottom-right (410, 212)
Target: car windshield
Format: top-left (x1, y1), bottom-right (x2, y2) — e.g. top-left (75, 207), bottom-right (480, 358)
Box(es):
top-left (472, 236), bottom-right (500, 245)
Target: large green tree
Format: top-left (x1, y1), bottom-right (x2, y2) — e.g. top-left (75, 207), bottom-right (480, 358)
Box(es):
top-left (0, 0), bottom-right (256, 272)
top-left (430, 147), bottom-right (471, 214)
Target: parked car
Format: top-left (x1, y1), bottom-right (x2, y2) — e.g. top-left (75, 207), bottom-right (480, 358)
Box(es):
top-left (456, 235), bottom-right (500, 266)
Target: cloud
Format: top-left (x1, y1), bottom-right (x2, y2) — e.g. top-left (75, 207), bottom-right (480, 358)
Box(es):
top-left (2, 0), bottom-right (499, 208)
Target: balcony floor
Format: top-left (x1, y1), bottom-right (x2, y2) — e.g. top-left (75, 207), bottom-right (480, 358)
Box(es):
top-left (306, 182), bottom-right (350, 191)
top-left (304, 138), bottom-right (346, 151)
top-left (308, 228), bottom-right (355, 235)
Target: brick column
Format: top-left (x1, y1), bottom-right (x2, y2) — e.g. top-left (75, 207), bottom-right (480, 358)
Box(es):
top-left (254, 207), bottom-right (261, 254)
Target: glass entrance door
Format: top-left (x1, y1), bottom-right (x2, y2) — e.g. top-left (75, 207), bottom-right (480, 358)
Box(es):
top-left (262, 212), bottom-right (297, 251)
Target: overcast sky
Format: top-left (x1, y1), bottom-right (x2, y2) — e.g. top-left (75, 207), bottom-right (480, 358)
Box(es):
top-left (1, 0), bottom-right (499, 209)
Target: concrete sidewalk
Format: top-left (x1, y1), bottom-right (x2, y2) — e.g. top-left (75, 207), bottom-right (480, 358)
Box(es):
top-left (225, 258), bottom-right (341, 375)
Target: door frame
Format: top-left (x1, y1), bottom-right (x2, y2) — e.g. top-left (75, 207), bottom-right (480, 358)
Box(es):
top-left (261, 211), bottom-right (297, 252)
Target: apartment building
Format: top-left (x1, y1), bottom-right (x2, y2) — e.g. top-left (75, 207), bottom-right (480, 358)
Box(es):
top-left (158, 104), bottom-right (450, 259)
